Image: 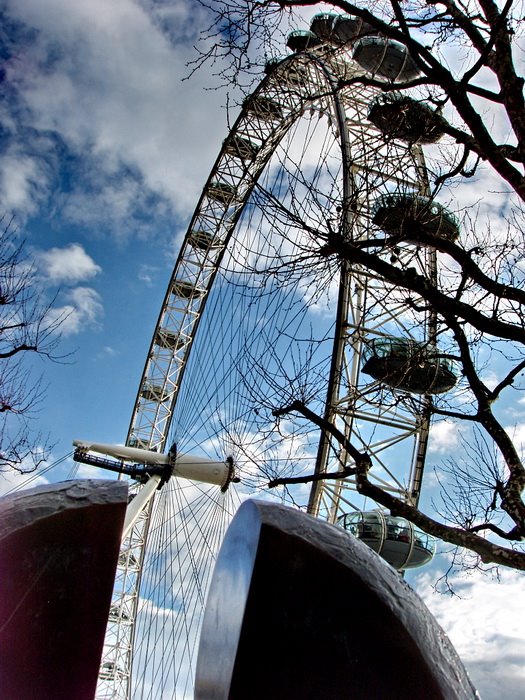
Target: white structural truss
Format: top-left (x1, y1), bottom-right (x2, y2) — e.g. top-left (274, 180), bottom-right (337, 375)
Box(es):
top-left (83, 39), bottom-right (453, 700)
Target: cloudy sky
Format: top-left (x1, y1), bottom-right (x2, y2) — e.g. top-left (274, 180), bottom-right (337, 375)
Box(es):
top-left (1, 1), bottom-right (524, 698)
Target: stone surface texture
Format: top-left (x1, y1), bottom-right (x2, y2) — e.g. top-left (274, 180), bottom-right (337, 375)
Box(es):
top-left (195, 499), bottom-right (479, 700)
top-left (0, 479), bottom-right (128, 700)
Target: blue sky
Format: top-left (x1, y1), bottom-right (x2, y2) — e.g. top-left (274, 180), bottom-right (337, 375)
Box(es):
top-left (1, 1), bottom-right (524, 698)
top-left (1, 0), bottom-right (233, 448)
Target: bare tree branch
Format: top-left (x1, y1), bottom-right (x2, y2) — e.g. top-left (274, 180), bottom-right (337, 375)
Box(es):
top-left (0, 216), bottom-right (67, 473)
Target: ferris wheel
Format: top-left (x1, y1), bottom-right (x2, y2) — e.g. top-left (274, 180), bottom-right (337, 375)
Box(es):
top-left (73, 12), bottom-right (460, 699)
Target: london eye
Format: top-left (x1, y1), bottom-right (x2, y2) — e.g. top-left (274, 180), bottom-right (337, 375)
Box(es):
top-left (72, 13), bottom-right (460, 698)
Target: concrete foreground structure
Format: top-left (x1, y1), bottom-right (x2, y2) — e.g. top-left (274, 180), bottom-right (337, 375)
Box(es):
top-left (196, 500), bottom-right (478, 700)
top-left (0, 479), bottom-right (127, 700)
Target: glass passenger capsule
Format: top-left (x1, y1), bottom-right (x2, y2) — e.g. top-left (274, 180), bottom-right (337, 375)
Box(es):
top-left (286, 29), bottom-right (320, 52)
top-left (140, 382), bottom-right (171, 403)
top-left (243, 95), bottom-right (283, 121)
top-left (118, 551), bottom-right (139, 568)
top-left (207, 181), bottom-right (238, 206)
top-left (155, 328), bottom-right (186, 351)
top-left (264, 57), bottom-right (307, 87)
top-left (339, 511), bottom-right (436, 570)
top-left (224, 135), bottom-right (258, 160)
top-left (332, 14), bottom-right (377, 43)
top-left (99, 662), bottom-right (126, 680)
top-left (368, 93), bottom-right (446, 144)
top-left (352, 37), bottom-right (420, 81)
top-left (309, 12), bottom-right (339, 41)
top-left (362, 337), bottom-right (458, 394)
top-left (171, 280), bottom-right (206, 299)
top-left (372, 194), bottom-right (460, 243)
top-left (127, 436), bottom-right (148, 450)
top-left (310, 13), bottom-right (377, 44)
top-left (109, 605), bottom-right (130, 622)
top-left (188, 229), bottom-right (223, 251)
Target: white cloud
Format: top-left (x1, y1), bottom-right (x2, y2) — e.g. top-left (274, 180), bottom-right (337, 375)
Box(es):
top-left (97, 346), bottom-right (119, 359)
top-left (0, 146), bottom-right (53, 216)
top-left (38, 243), bottom-right (101, 283)
top-left (415, 567), bottom-right (525, 700)
top-left (3, 0), bottom-right (234, 231)
top-left (49, 286), bottom-right (104, 335)
top-left (0, 153), bottom-right (38, 212)
top-left (74, 462), bottom-right (116, 479)
top-left (428, 419), bottom-right (460, 454)
top-left (480, 370), bottom-right (500, 391)
top-left (0, 464), bottom-right (49, 497)
top-left (137, 264), bottom-right (156, 286)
